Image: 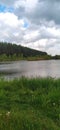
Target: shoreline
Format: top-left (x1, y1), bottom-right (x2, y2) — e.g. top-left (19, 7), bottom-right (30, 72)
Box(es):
top-left (0, 58), bottom-right (60, 62)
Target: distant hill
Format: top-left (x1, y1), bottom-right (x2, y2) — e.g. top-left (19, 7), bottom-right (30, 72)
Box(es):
top-left (0, 42), bottom-right (47, 57)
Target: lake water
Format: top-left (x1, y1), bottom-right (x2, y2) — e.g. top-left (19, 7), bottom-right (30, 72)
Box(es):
top-left (0, 60), bottom-right (60, 79)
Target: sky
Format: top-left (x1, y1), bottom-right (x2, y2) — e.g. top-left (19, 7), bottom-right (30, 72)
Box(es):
top-left (0, 0), bottom-right (60, 55)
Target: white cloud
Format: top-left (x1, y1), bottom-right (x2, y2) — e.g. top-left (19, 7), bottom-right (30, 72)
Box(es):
top-left (0, 12), bottom-right (19, 27)
top-left (0, 12), bottom-right (26, 43)
top-left (14, 0), bottom-right (25, 9)
top-left (0, 0), bottom-right (15, 6)
top-left (25, 0), bottom-right (37, 12)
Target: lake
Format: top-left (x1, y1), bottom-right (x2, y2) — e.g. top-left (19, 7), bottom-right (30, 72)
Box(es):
top-left (0, 60), bottom-right (60, 79)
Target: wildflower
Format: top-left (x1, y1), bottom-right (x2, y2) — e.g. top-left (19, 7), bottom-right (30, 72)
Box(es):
top-left (6, 111), bottom-right (10, 117)
top-left (53, 102), bottom-right (55, 106)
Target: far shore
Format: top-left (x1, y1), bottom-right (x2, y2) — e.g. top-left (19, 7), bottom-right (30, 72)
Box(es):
top-left (0, 56), bottom-right (60, 62)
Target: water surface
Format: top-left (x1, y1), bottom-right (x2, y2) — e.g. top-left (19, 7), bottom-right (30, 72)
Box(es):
top-left (0, 60), bottom-right (60, 79)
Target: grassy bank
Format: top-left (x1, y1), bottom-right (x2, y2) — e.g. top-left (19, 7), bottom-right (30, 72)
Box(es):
top-left (0, 77), bottom-right (60, 130)
top-left (0, 54), bottom-right (52, 61)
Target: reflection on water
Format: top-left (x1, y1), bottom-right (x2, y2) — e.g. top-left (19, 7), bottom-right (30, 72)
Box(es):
top-left (0, 60), bottom-right (60, 79)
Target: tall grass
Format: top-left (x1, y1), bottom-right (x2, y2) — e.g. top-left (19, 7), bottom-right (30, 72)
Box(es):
top-left (0, 77), bottom-right (60, 130)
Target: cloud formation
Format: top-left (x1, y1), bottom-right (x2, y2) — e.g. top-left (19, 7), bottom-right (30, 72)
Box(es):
top-left (0, 0), bottom-right (60, 55)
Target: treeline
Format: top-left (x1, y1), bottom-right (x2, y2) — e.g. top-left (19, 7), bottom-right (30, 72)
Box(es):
top-left (0, 42), bottom-right (47, 57)
top-left (52, 55), bottom-right (60, 59)
top-left (0, 42), bottom-right (60, 61)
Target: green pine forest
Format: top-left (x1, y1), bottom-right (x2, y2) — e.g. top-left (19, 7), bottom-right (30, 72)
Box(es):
top-left (0, 42), bottom-right (60, 61)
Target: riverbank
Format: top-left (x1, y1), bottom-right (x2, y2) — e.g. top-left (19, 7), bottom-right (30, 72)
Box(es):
top-left (0, 53), bottom-right (60, 62)
top-left (0, 56), bottom-right (50, 62)
top-left (0, 77), bottom-right (60, 130)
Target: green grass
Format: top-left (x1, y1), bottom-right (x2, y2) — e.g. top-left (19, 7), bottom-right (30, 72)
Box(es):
top-left (0, 77), bottom-right (60, 130)
top-left (0, 54), bottom-right (51, 62)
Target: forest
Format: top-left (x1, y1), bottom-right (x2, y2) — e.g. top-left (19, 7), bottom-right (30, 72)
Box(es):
top-left (0, 42), bottom-right (60, 61)
top-left (0, 42), bottom-right (47, 57)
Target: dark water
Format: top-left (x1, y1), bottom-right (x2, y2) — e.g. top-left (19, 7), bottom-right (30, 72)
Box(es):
top-left (0, 60), bottom-right (60, 79)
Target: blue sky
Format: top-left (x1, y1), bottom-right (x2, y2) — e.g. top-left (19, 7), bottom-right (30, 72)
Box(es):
top-left (0, 4), bottom-right (6, 12)
top-left (23, 21), bottom-right (29, 28)
top-left (0, 4), bottom-right (14, 12)
top-left (0, 0), bottom-right (60, 55)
